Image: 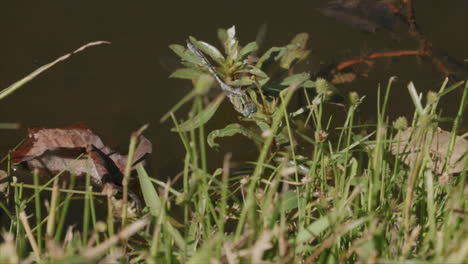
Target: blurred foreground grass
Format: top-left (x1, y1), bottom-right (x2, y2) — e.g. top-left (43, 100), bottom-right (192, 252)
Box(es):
top-left (0, 36), bottom-right (467, 264)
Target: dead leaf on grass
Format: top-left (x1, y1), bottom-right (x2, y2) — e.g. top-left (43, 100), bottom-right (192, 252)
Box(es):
top-left (11, 123), bottom-right (152, 186)
top-left (392, 127), bottom-right (467, 174)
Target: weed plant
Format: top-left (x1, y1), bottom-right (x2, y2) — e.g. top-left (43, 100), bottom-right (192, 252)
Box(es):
top-left (0, 30), bottom-right (466, 263)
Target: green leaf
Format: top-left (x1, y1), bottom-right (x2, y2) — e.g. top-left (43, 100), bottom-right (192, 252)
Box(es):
top-left (217, 28), bottom-right (228, 47)
top-left (169, 68), bottom-right (205, 80)
top-left (274, 191), bottom-right (298, 214)
top-left (193, 74), bottom-right (215, 94)
top-left (137, 164), bottom-right (163, 215)
top-left (230, 78), bottom-right (255, 86)
top-left (51, 256), bottom-right (88, 264)
top-left (280, 33), bottom-right (311, 69)
top-left (256, 46), bottom-right (286, 69)
top-left (188, 36), bottom-right (225, 65)
top-left (187, 235), bottom-right (222, 264)
top-left (207, 123), bottom-right (263, 149)
top-left (0, 122), bottom-right (20, 129)
top-left (239, 41), bottom-right (258, 60)
top-left (225, 25), bottom-right (239, 60)
top-left (303, 80), bottom-right (316, 88)
top-left (281, 73), bottom-right (310, 86)
top-left (255, 119), bottom-right (289, 145)
top-left (248, 66), bottom-right (269, 79)
top-left (136, 164), bottom-right (185, 249)
top-left (169, 44), bottom-right (202, 65)
top-left (172, 93), bottom-right (225, 132)
top-left (260, 73), bottom-right (310, 94)
top-left (296, 210), bottom-right (342, 243)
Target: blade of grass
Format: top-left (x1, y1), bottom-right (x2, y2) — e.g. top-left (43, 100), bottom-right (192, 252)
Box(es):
top-left (0, 41), bottom-right (110, 100)
top-left (33, 170), bottom-right (43, 250)
top-left (235, 84), bottom-right (300, 238)
top-left (55, 174), bottom-right (76, 241)
top-left (19, 211), bottom-right (40, 262)
top-left (46, 178), bottom-right (60, 238)
top-left (82, 165), bottom-right (91, 244)
top-left (136, 164), bottom-right (185, 250)
top-left (121, 124), bottom-right (149, 229)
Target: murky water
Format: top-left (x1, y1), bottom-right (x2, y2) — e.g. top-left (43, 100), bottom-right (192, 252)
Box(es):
top-left (0, 0), bottom-right (467, 185)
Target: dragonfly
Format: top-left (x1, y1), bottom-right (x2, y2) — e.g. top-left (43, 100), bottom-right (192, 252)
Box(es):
top-left (186, 40), bottom-right (257, 117)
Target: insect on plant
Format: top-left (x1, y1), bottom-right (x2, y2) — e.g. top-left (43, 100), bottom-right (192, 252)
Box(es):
top-left (186, 40), bottom-right (257, 117)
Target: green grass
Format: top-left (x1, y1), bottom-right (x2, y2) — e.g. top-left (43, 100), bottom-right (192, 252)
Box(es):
top-left (0, 78), bottom-right (466, 263)
top-left (0, 38), bottom-right (467, 264)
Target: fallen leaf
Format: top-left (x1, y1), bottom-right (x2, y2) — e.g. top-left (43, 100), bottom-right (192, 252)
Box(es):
top-left (11, 123), bottom-right (152, 186)
top-left (392, 127), bottom-right (467, 174)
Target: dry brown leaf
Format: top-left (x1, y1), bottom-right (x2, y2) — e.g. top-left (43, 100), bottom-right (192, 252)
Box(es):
top-left (392, 127), bottom-right (467, 174)
top-left (11, 123), bottom-right (152, 186)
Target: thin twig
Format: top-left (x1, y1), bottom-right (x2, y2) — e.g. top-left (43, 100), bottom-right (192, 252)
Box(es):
top-left (336, 50), bottom-right (429, 71)
top-left (0, 41), bottom-right (110, 100)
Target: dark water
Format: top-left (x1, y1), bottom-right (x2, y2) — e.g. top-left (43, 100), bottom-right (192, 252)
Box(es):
top-left (0, 0), bottom-right (467, 184)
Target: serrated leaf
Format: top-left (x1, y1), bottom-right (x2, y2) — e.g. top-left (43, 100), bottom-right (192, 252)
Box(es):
top-left (169, 44), bottom-right (202, 65)
top-left (172, 93), bottom-right (225, 132)
top-left (281, 73), bottom-right (310, 86)
top-left (169, 68), bottom-right (205, 80)
top-left (188, 36), bottom-right (225, 65)
top-left (239, 41), bottom-right (258, 60)
top-left (207, 123), bottom-right (263, 149)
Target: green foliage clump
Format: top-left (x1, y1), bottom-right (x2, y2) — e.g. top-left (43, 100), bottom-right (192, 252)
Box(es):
top-left (0, 27), bottom-right (467, 264)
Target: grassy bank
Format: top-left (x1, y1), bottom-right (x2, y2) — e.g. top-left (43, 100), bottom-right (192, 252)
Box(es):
top-left (1, 79), bottom-right (466, 263)
top-left (0, 37), bottom-right (467, 263)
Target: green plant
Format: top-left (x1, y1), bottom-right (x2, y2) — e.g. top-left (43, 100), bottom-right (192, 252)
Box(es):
top-left (0, 28), bottom-right (467, 263)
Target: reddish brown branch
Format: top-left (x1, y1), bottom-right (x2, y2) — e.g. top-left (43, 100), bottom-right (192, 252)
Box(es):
top-left (335, 49), bottom-right (429, 71)
top-left (385, 1), bottom-right (456, 80)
